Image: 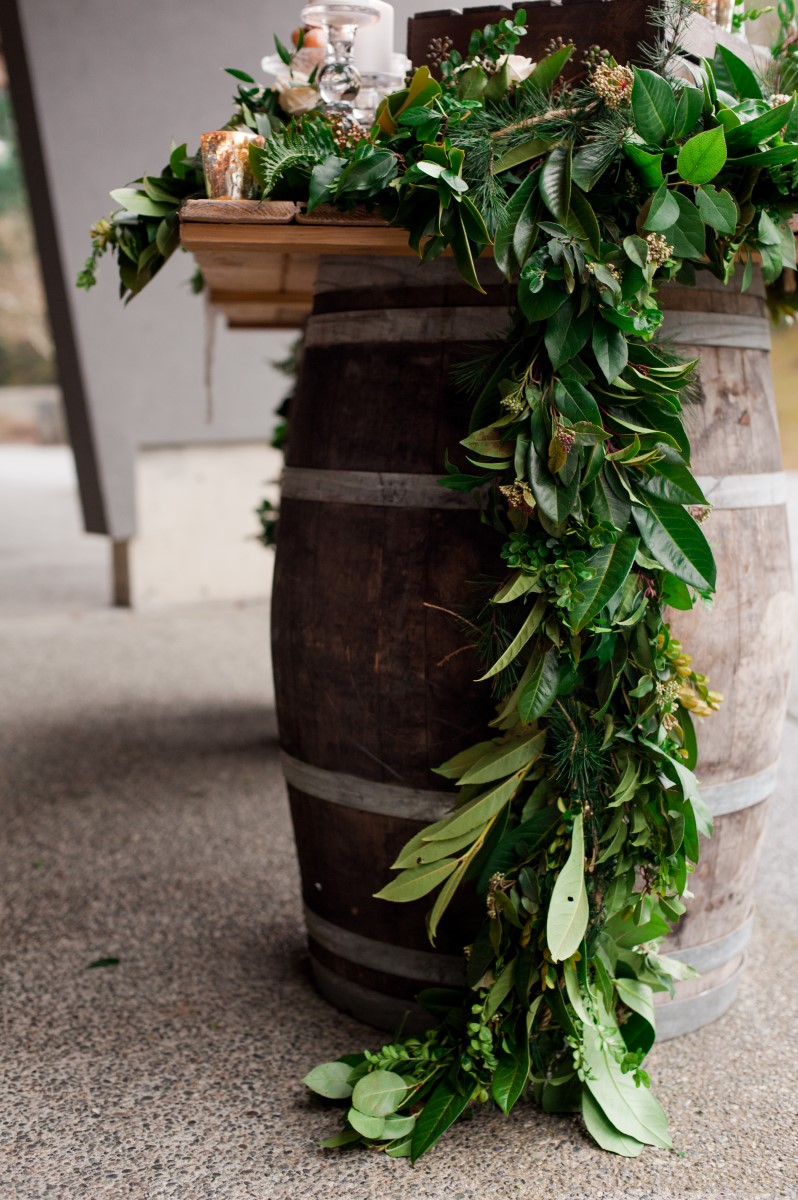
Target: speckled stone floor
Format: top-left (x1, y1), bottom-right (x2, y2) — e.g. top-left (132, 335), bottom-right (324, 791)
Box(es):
top-left (1, 449), bottom-right (797, 1199)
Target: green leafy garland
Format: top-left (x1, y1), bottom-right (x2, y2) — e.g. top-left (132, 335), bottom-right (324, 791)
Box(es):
top-left (79, 0), bottom-right (798, 1163)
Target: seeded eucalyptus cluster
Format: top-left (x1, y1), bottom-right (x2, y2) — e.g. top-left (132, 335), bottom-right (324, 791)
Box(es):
top-left (294, 12), bottom-right (798, 1162)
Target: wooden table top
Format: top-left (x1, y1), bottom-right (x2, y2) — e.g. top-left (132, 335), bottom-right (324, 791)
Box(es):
top-left (180, 200), bottom-right (418, 328)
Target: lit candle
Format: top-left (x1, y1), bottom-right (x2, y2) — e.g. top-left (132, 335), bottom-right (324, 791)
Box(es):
top-left (200, 131), bottom-right (265, 200)
top-left (353, 0), bottom-right (394, 75)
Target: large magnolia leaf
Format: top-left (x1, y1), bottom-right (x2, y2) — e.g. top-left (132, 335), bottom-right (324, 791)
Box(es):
top-left (546, 811), bottom-right (589, 961)
top-left (630, 68), bottom-right (676, 146)
top-left (567, 536), bottom-right (639, 632)
top-left (632, 501), bottom-right (716, 591)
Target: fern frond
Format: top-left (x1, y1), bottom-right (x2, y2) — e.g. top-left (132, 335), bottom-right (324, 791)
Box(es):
top-left (251, 116), bottom-right (336, 196)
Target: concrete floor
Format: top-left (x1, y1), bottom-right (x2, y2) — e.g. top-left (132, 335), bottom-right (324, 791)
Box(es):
top-left (1, 447), bottom-right (797, 1199)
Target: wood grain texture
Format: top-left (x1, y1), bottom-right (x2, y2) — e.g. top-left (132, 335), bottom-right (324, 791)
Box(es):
top-left (181, 198), bottom-right (298, 223)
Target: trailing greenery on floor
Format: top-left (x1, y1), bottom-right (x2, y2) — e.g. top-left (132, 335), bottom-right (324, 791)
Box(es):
top-left (79, 0), bottom-right (798, 1164)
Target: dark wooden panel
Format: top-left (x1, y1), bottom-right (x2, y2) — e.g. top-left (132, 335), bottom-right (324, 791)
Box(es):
top-left (407, 0), bottom-right (654, 76)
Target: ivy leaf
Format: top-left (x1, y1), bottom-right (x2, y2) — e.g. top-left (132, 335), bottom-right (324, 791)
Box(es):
top-left (568, 536), bottom-right (639, 633)
top-left (695, 184), bottom-right (738, 235)
top-left (303, 1061), bottom-right (355, 1099)
top-left (544, 296), bottom-right (593, 370)
top-left (632, 501), bottom-right (716, 591)
top-left (582, 1024), bottom-right (672, 1148)
top-left (592, 320), bottom-right (628, 384)
top-left (631, 68), bottom-right (676, 146)
top-left (644, 183), bottom-right (680, 232)
top-left (539, 145), bottom-right (572, 222)
top-left (351, 1071), bottom-right (408, 1117)
top-left (546, 811), bottom-right (589, 962)
top-left (677, 126), bottom-right (727, 185)
top-left (582, 1089), bottom-right (645, 1158)
top-left (518, 648), bottom-right (560, 721)
top-left (411, 1078), bottom-right (475, 1162)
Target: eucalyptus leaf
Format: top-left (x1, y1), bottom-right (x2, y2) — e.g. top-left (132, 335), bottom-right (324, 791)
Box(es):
top-left (303, 1061), bottom-right (355, 1099)
top-left (348, 1108), bottom-right (385, 1138)
top-left (351, 1071), bottom-right (408, 1118)
top-left (546, 812), bottom-right (589, 962)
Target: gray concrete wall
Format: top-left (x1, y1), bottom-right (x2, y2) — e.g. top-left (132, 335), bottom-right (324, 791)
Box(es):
top-left (11, 0), bottom-right (442, 538)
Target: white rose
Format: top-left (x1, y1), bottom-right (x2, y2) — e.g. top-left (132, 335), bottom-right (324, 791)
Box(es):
top-left (497, 53), bottom-right (536, 83)
top-left (276, 84), bottom-right (319, 116)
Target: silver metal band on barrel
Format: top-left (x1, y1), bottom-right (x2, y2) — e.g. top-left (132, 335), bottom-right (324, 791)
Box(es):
top-left (281, 467), bottom-right (787, 512)
top-left (280, 751), bottom-right (776, 822)
top-left (303, 308), bottom-right (770, 351)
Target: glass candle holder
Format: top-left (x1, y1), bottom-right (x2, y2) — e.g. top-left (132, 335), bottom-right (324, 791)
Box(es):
top-left (301, 3), bottom-right (380, 117)
top-left (200, 130), bottom-right (265, 200)
top-left (701, 0), bottom-right (736, 32)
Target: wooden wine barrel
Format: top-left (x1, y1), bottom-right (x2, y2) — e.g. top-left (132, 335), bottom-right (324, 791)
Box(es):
top-left (271, 256), bottom-right (504, 1030)
top-left (271, 257), bottom-right (792, 1039)
top-left (653, 267), bottom-right (793, 1039)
